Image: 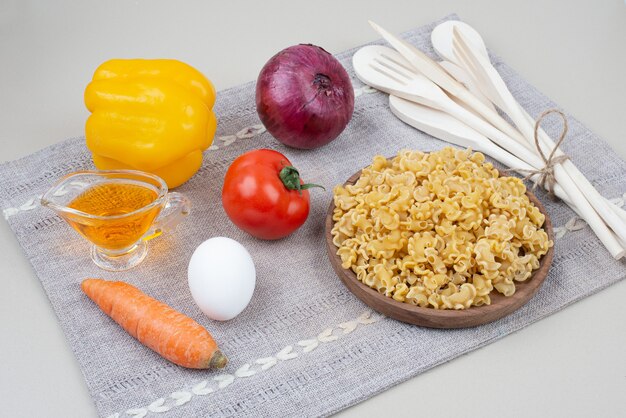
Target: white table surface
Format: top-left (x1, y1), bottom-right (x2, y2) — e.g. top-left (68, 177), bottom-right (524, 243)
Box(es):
top-left (1, 1), bottom-right (625, 417)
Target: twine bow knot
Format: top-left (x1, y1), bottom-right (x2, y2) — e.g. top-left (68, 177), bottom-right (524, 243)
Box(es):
top-left (517, 109), bottom-right (570, 196)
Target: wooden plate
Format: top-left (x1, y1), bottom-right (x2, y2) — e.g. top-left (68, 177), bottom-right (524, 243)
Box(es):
top-left (325, 167), bottom-right (554, 329)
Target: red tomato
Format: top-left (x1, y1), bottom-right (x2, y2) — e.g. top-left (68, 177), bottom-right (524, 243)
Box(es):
top-left (222, 149), bottom-right (321, 240)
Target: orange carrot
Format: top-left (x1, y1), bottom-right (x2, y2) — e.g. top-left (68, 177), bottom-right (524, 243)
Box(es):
top-left (81, 278), bottom-right (227, 369)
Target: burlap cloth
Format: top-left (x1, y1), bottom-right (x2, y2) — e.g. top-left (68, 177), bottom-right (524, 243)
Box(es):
top-left (1, 14), bottom-right (625, 418)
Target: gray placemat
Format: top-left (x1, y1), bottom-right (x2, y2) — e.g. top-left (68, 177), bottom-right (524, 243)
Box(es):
top-left (1, 14), bottom-right (625, 418)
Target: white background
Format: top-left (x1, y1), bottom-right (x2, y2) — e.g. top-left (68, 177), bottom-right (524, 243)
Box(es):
top-left (1, 1), bottom-right (625, 417)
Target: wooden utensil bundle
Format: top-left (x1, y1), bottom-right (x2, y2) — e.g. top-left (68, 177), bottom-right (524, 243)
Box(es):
top-left (353, 21), bottom-right (626, 259)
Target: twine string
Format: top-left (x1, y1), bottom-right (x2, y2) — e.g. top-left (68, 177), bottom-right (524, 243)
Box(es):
top-left (515, 109), bottom-right (569, 196)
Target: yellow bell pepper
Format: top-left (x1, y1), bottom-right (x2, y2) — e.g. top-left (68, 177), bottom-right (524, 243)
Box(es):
top-left (84, 59), bottom-right (217, 188)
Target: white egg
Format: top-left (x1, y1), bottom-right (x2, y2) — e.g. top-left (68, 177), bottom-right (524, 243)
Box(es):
top-left (188, 237), bottom-right (256, 321)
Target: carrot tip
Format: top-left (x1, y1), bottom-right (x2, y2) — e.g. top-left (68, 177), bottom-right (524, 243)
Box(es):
top-left (209, 350), bottom-right (228, 369)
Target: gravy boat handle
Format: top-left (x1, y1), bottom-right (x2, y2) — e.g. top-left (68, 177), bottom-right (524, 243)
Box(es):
top-left (142, 192), bottom-right (190, 241)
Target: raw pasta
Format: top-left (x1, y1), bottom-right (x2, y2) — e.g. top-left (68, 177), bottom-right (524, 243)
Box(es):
top-left (331, 148), bottom-right (553, 310)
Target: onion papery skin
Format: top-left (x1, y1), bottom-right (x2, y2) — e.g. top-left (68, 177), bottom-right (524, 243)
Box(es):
top-left (256, 44), bottom-right (355, 150)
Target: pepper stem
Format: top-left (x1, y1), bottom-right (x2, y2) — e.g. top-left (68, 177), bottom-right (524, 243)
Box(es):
top-left (278, 165), bottom-right (325, 195)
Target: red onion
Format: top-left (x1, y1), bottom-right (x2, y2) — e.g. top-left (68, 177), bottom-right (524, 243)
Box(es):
top-left (256, 44), bottom-right (354, 149)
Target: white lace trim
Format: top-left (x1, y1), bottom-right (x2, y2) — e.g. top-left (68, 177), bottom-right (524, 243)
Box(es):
top-left (105, 311), bottom-right (381, 418)
top-left (3, 180), bottom-right (88, 220)
top-left (207, 124), bottom-right (267, 151)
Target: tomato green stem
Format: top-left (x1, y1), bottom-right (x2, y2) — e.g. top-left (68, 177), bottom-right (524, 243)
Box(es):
top-left (278, 166), bottom-right (325, 195)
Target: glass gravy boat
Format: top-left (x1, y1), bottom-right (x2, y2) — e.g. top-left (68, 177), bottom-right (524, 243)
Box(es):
top-left (41, 170), bottom-right (190, 271)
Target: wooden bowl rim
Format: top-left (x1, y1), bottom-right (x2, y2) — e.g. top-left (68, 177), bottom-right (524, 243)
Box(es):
top-left (325, 162), bottom-right (554, 327)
